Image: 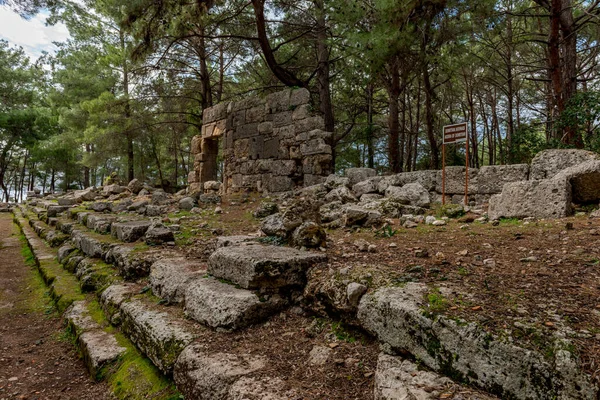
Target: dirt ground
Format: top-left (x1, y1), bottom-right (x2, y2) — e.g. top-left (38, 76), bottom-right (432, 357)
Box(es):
top-left (0, 213), bottom-right (113, 400)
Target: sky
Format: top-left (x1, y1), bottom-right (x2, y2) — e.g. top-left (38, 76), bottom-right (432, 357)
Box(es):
top-left (0, 6), bottom-right (70, 60)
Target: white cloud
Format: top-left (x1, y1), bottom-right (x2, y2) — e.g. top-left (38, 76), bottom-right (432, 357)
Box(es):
top-left (0, 7), bottom-right (69, 60)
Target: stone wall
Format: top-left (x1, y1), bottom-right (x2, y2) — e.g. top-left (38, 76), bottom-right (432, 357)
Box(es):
top-left (188, 88), bottom-right (333, 193)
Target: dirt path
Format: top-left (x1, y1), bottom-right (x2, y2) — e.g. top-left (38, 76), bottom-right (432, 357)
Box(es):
top-left (0, 213), bottom-right (113, 400)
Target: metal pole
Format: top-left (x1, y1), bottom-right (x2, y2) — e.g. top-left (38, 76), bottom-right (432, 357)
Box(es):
top-left (464, 127), bottom-right (469, 206)
top-left (442, 143), bottom-right (446, 205)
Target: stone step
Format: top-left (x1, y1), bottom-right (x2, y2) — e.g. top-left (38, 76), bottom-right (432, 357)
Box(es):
top-left (15, 207), bottom-right (183, 397)
top-left (111, 220), bottom-right (152, 242)
top-left (174, 344), bottom-right (297, 400)
top-left (358, 283), bottom-right (598, 399)
top-left (208, 243), bottom-right (327, 289)
top-left (100, 284), bottom-right (201, 374)
top-left (64, 301), bottom-right (126, 377)
top-left (15, 208), bottom-right (85, 312)
top-left (184, 277), bottom-right (286, 331)
top-left (56, 247), bottom-right (122, 292)
top-left (149, 257), bottom-right (207, 304)
top-left (85, 213), bottom-right (118, 234)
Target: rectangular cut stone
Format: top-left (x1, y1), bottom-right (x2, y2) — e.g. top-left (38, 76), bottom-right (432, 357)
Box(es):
top-left (249, 136), bottom-right (264, 160)
top-left (149, 257), bottom-right (206, 304)
top-left (273, 111), bottom-right (292, 128)
top-left (111, 221), bottom-right (152, 242)
top-left (191, 135), bottom-right (202, 154)
top-left (203, 102), bottom-right (228, 123)
top-left (435, 166), bottom-right (478, 194)
top-left (264, 138), bottom-right (280, 159)
top-left (184, 277), bottom-right (285, 330)
top-left (234, 123), bottom-right (259, 140)
top-left (488, 179), bottom-right (572, 220)
top-left (473, 164), bottom-right (530, 194)
top-left (208, 244), bottom-right (326, 289)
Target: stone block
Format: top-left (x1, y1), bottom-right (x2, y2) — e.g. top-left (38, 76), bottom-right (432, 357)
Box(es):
top-left (290, 88), bottom-right (310, 106)
top-left (352, 176), bottom-right (382, 197)
top-left (474, 164), bottom-right (530, 194)
top-left (553, 160), bottom-right (600, 203)
top-left (358, 284), bottom-right (597, 400)
top-left (184, 277), bottom-right (285, 330)
top-left (530, 149), bottom-right (600, 180)
top-left (267, 176), bottom-right (294, 193)
top-left (300, 139), bottom-right (331, 156)
top-left (201, 123), bottom-right (215, 138)
top-left (150, 257), bottom-right (206, 304)
top-left (346, 168), bottom-right (377, 186)
top-left (273, 111), bottom-right (293, 128)
top-left (174, 344), bottom-right (266, 400)
top-left (435, 166), bottom-right (478, 194)
top-left (207, 244), bottom-right (326, 289)
top-left (263, 138), bottom-right (280, 159)
top-left (385, 183), bottom-right (430, 208)
top-left (249, 136), bottom-right (264, 160)
top-left (203, 102), bottom-right (228, 123)
top-left (374, 353), bottom-right (452, 400)
top-left (488, 178), bottom-right (572, 219)
top-left (245, 105), bottom-right (266, 123)
top-left (265, 89), bottom-right (291, 113)
top-left (111, 221), bottom-right (152, 242)
top-left (258, 121), bottom-right (273, 134)
top-left (292, 104), bottom-right (311, 121)
top-left (234, 123), bottom-right (259, 140)
top-left (294, 116), bottom-right (324, 133)
top-left (191, 135), bottom-right (202, 154)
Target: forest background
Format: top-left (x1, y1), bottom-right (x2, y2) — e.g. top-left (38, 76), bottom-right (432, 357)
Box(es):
top-left (1, 0), bottom-right (599, 201)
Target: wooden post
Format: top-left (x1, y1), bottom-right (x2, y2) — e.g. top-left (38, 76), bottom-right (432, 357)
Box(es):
top-left (442, 143), bottom-right (446, 205)
top-left (464, 127), bottom-right (469, 206)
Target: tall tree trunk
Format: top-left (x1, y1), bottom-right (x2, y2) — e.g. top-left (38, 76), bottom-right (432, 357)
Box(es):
top-left (84, 144), bottom-right (91, 188)
top-left (120, 29), bottom-right (134, 182)
top-left (314, 0), bottom-right (335, 169)
top-left (387, 57), bottom-right (401, 173)
top-left (366, 82), bottom-right (375, 169)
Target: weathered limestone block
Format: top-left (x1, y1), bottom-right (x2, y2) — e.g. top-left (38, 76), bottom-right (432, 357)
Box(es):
top-left (208, 244), bottom-right (326, 289)
top-left (553, 160), bottom-right (600, 203)
top-left (118, 299), bottom-right (198, 374)
top-left (86, 214), bottom-right (117, 234)
top-left (103, 184), bottom-right (125, 195)
top-left (150, 258), bottom-right (206, 304)
top-left (105, 245), bottom-right (154, 278)
top-left (488, 179), bottom-right (572, 220)
top-left (385, 183), bottom-right (430, 208)
top-left (530, 149), bottom-right (600, 180)
top-left (128, 178), bottom-right (144, 194)
top-left (352, 176), bottom-right (382, 198)
top-left (203, 102), bottom-right (228, 124)
top-left (184, 277), bottom-right (285, 330)
top-left (266, 89), bottom-right (292, 113)
top-left (71, 230), bottom-right (109, 259)
top-left (343, 205), bottom-right (383, 227)
top-left (358, 284), bottom-right (597, 400)
top-left (377, 170), bottom-right (439, 193)
top-left (64, 302), bottom-right (126, 377)
top-left (374, 353), bottom-right (451, 400)
top-left (111, 221), bottom-right (152, 242)
top-left (74, 188), bottom-right (97, 202)
top-left (435, 166), bottom-right (478, 194)
top-left (174, 345), bottom-right (266, 400)
top-left (346, 168), bottom-right (377, 186)
top-left (47, 205), bottom-right (70, 218)
top-left (473, 164), bottom-right (530, 194)
top-left (324, 186), bottom-right (358, 204)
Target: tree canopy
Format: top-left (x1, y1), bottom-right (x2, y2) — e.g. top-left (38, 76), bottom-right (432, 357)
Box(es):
top-left (1, 0), bottom-right (600, 199)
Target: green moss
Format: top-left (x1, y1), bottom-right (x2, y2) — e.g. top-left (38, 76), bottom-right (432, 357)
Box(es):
top-left (109, 333), bottom-right (180, 400)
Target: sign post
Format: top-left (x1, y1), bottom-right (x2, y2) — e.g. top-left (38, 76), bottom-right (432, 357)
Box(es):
top-left (442, 122), bottom-right (468, 206)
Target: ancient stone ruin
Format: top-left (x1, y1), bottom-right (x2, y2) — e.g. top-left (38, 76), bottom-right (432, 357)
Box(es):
top-left (188, 88), bottom-right (333, 194)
